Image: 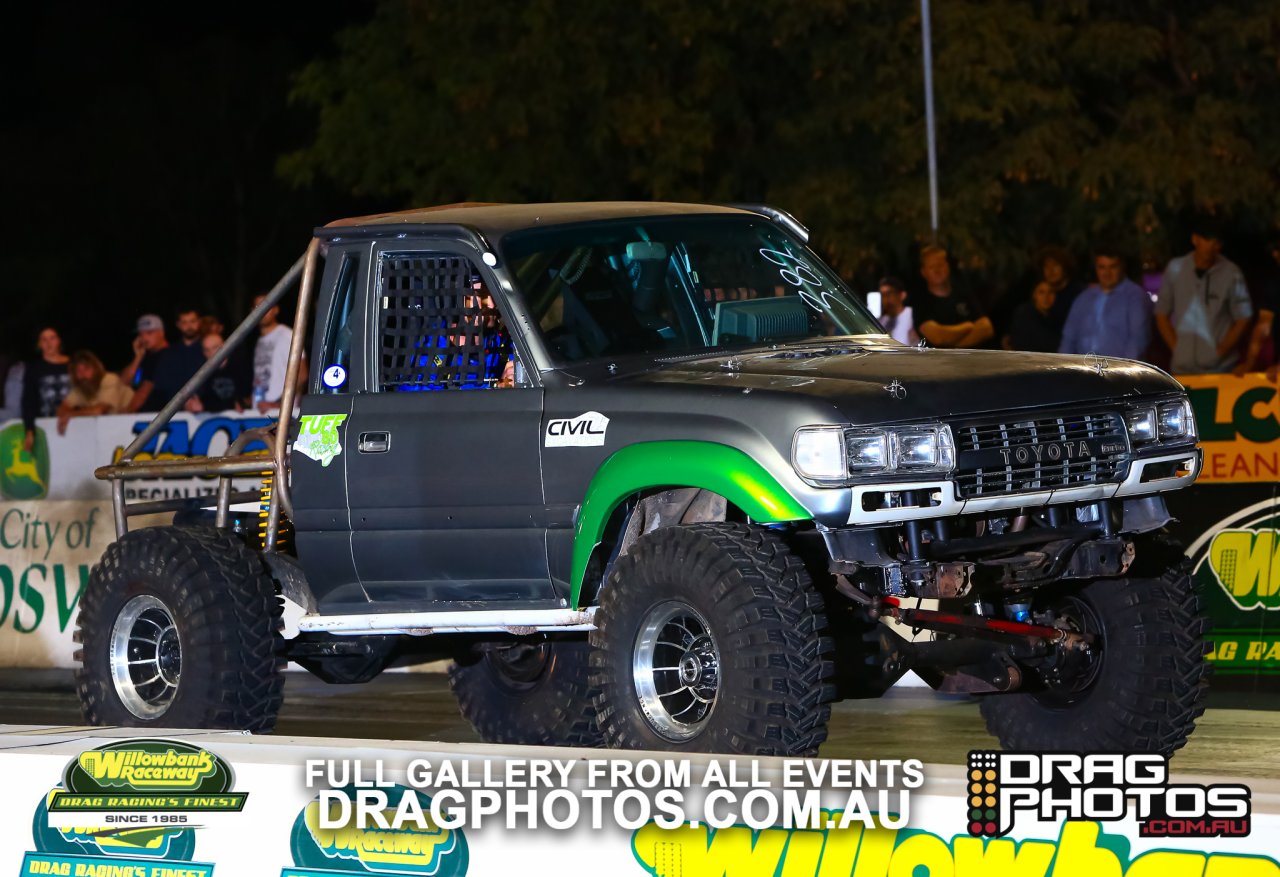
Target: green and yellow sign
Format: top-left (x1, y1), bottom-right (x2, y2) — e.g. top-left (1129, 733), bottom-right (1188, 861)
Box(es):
top-left (1183, 373), bottom-right (1280, 482)
top-left (0, 423), bottom-right (50, 500)
top-left (285, 785), bottom-right (469, 877)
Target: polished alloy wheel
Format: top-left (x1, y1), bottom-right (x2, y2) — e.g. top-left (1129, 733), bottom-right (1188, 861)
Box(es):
top-left (632, 601), bottom-right (720, 740)
top-left (110, 594), bottom-right (181, 719)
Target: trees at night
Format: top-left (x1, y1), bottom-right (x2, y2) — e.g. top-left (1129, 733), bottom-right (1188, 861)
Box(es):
top-left (284, 0), bottom-right (1280, 286)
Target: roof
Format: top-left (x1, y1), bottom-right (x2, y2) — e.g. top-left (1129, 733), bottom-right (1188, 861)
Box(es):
top-left (317, 201), bottom-right (755, 241)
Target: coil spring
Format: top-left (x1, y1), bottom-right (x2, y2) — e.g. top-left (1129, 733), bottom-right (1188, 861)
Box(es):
top-left (258, 475), bottom-right (292, 551)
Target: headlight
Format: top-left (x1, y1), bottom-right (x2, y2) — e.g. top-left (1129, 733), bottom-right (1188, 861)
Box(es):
top-left (846, 430), bottom-right (890, 473)
top-left (793, 424), bottom-right (954, 483)
top-left (894, 427), bottom-right (955, 470)
top-left (792, 427), bottom-right (847, 482)
top-left (1125, 406), bottom-right (1157, 444)
top-left (1158, 399), bottom-right (1195, 440)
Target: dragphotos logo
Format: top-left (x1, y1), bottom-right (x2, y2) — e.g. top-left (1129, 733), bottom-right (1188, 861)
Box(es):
top-left (545, 411), bottom-right (609, 447)
top-left (967, 751), bottom-right (1250, 839)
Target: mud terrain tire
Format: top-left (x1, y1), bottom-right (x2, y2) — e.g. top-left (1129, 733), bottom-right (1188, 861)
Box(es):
top-left (980, 566), bottom-right (1208, 755)
top-left (591, 522), bottom-right (834, 756)
top-left (75, 526), bottom-right (285, 731)
top-left (449, 638), bottom-right (603, 747)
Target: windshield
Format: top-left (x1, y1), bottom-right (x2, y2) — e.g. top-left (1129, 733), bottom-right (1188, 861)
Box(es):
top-left (501, 215), bottom-right (884, 364)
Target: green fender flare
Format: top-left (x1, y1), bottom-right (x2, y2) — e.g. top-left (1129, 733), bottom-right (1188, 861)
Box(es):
top-left (569, 440), bottom-right (811, 606)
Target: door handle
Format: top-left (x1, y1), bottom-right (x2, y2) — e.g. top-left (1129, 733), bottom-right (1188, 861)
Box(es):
top-left (358, 431), bottom-right (390, 453)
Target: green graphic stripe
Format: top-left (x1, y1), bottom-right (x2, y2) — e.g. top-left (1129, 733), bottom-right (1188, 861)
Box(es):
top-left (570, 441), bottom-right (810, 606)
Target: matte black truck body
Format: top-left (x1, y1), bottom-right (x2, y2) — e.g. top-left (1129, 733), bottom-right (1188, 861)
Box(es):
top-left (81, 202), bottom-right (1207, 756)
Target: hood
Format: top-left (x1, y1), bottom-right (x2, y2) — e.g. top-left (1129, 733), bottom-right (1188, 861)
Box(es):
top-left (624, 342), bottom-right (1182, 424)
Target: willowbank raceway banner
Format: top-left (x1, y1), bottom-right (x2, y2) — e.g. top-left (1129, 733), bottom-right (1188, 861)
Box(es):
top-left (0, 411), bottom-right (271, 668)
top-left (0, 375), bottom-right (1278, 676)
top-left (0, 729), bottom-right (1277, 877)
top-left (1174, 374), bottom-right (1280, 687)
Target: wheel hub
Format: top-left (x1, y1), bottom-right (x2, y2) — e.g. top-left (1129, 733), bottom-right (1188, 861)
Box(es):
top-left (1032, 595), bottom-right (1104, 705)
top-left (633, 602), bottom-right (721, 741)
top-left (110, 594), bottom-right (181, 720)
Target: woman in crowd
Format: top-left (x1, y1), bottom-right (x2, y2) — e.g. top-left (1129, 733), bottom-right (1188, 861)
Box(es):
top-left (1004, 281), bottom-right (1061, 352)
top-left (56, 350), bottom-right (134, 434)
top-left (22, 327), bottom-right (71, 451)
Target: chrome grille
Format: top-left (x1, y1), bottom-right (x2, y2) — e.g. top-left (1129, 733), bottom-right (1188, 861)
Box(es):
top-left (950, 409), bottom-right (1129, 499)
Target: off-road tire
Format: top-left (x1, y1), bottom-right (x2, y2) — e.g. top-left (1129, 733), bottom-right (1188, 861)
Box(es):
top-left (449, 638), bottom-right (603, 747)
top-left (980, 565), bottom-right (1208, 755)
top-left (591, 523), bottom-right (834, 756)
top-left (74, 526), bottom-right (285, 731)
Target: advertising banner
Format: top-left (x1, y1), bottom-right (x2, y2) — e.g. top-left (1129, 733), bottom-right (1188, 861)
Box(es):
top-left (1, 730), bottom-right (1277, 877)
top-left (0, 412), bottom-right (272, 503)
top-left (0, 412), bottom-right (270, 669)
top-left (1173, 374), bottom-right (1280, 686)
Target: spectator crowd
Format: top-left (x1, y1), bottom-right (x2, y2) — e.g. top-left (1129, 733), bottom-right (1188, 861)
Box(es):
top-left (876, 220), bottom-right (1280, 382)
top-left (0, 298), bottom-right (298, 451)
top-left (1, 219), bottom-right (1278, 446)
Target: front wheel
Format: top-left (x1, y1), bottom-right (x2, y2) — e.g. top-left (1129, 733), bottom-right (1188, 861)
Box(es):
top-left (980, 566), bottom-right (1208, 755)
top-left (591, 523), bottom-right (834, 756)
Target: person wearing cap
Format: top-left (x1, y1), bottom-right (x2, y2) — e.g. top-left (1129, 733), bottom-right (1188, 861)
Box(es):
top-left (122, 313), bottom-right (169, 413)
top-left (1155, 219), bottom-right (1253, 373)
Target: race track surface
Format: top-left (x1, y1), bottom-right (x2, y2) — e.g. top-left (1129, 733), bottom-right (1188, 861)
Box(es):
top-left (3, 669), bottom-right (1277, 778)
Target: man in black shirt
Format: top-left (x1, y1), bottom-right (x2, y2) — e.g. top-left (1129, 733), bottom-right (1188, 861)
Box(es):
top-left (913, 244), bottom-right (994, 348)
top-left (185, 333), bottom-right (250, 413)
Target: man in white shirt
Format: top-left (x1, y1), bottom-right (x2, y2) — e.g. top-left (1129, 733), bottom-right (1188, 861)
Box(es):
top-left (877, 276), bottom-right (918, 345)
top-left (252, 294), bottom-right (297, 413)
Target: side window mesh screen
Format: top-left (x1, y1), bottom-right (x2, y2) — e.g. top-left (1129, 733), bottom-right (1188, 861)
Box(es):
top-left (378, 254), bottom-right (509, 391)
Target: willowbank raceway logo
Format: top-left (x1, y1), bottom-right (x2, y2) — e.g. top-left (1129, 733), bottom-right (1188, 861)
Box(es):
top-left (965, 751), bottom-right (1250, 840)
top-left (1200, 506), bottom-right (1280, 612)
top-left (0, 422), bottom-right (50, 500)
top-left (1189, 501), bottom-right (1280, 674)
top-left (23, 739), bottom-right (246, 877)
top-left (284, 784), bottom-right (469, 877)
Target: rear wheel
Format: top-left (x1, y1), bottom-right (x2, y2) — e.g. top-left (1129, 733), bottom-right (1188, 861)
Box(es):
top-left (75, 527), bottom-right (285, 731)
top-left (591, 523), bottom-right (834, 756)
top-left (448, 638), bottom-right (603, 747)
top-left (980, 566), bottom-right (1208, 755)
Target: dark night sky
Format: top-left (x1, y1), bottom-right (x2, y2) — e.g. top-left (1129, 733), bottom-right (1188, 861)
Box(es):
top-left (2, 3), bottom-right (378, 367)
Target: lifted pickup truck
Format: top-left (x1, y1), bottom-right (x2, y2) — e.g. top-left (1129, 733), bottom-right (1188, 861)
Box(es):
top-left (77, 202), bottom-right (1206, 757)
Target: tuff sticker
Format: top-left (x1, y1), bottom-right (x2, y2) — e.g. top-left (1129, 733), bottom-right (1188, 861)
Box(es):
top-left (295, 414), bottom-right (348, 467)
top-left (545, 411), bottom-right (609, 448)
